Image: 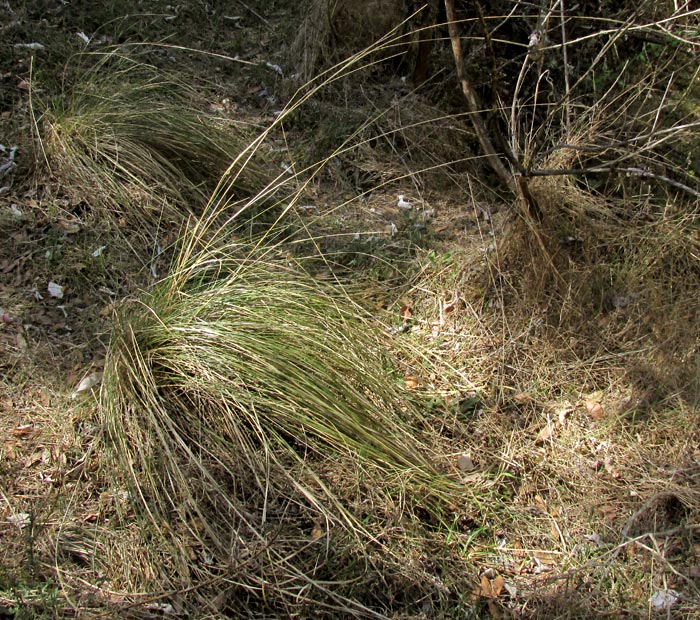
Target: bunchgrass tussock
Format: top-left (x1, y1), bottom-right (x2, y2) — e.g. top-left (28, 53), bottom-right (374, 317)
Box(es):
top-left (37, 50), bottom-right (268, 230)
top-left (98, 247), bottom-right (451, 614)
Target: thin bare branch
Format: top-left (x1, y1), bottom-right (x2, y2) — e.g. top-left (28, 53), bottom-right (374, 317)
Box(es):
top-left (526, 166), bottom-right (700, 198)
top-left (444, 0), bottom-right (515, 192)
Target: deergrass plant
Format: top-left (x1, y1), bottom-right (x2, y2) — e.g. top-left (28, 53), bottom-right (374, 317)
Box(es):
top-left (98, 246), bottom-right (455, 614)
top-left (39, 50), bottom-right (267, 229)
top-left (87, 28), bottom-right (501, 615)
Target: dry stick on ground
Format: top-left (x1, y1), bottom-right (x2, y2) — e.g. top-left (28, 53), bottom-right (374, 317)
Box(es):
top-left (233, 0), bottom-right (271, 28)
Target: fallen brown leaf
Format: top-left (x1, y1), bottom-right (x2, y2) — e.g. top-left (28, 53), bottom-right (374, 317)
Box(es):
top-left (478, 573), bottom-right (505, 599)
top-left (513, 392), bottom-right (534, 405)
top-left (536, 423), bottom-right (555, 444)
top-left (487, 599), bottom-right (504, 619)
top-left (531, 550), bottom-right (560, 565)
top-left (557, 405), bottom-right (574, 424)
top-left (585, 400), bottom-right (604, 419)
top-left (12, 424), bottom-right (35, 438)
top-left (57, 218), bottom-right (81, 234)
top-left (461, 472), bottom-right (483, 484)
top-left (25, 449), bottom-right (48, 468)
top-left (403, 376), bottom-right (420, 389)
top-left (38, 390), bottom-right (51, 407)
top-left (4, 442), bottom-right (17, 460)
top-left (534, 494), bottom-right (548, 513)
top-left (597, 504), bottom-right (618, 521)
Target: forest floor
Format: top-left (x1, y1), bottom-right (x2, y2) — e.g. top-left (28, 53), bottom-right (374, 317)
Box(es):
top-left (1, 1), bottom-right (699, 619)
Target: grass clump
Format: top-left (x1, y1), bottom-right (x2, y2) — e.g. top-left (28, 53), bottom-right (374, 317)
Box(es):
top-left (38, 50), bottom-right (268, 230)
top-left (97, 245), bottom-right (450, 616)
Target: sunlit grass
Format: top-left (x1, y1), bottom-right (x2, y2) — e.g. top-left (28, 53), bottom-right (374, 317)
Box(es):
top-left (3, 3), bottom-right (699, 617)
top-left (97, 243), bottom-right (467, 613)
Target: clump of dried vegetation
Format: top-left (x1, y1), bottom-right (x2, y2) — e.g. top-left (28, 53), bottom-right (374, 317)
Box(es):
top-left (37, 49), bottom-right (269, 231)
top-left (2, 1), bottom-right (700, 619)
